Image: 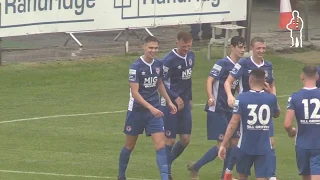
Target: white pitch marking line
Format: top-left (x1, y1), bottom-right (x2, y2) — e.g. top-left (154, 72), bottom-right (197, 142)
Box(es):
top-left (0, 95), bottom-right (289, 124)
top-left (0, 169), bottom-right (157, 180)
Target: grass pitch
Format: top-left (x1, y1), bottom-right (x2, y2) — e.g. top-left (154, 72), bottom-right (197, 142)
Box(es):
top-left (0, 49), bottom-right (307, 180)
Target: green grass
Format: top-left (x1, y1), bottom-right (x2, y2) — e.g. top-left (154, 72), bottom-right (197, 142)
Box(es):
top-left (0, 49), bottom-right (308, 180)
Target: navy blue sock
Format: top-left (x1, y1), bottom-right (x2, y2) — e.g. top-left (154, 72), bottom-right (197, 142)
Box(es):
top-left (165, 145), bottom-right (173, 175)
top-left (118, 147), bottom-right (132, 179)
top-left (271, 148), bottom-right (276, 177)
top-left (227, 145), bottom-right (240, 171)
top-left (193, 146), bottom-right (219, 171)
top-left (156, 148), bottom-right (169, 180)
top-left (171, 141), bottom-right (186, 162)
top-left (221, 148), bottom-right (232, 178)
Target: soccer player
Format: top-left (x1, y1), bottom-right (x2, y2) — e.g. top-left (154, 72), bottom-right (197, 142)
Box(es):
top-left (219, 68), bottom-right (280, 180)
top-left (224, 37), bottom-right (278, 180)
top-left (186, 36), bottom-right (246, 180)
top-left (117, 36), bottom-right (177, 180)
top-left (316, 66), bottom-right (320, 88)
top-left (161, 31), bottom-right (195, 179)
top-left (284, 65), bottom-right (320, 180)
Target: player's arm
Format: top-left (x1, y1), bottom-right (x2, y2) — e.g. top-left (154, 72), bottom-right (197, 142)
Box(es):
top-left (129, 67), bottom-right (163, 117)
top-left (269, 81), bottom-right (277, 95)
top-left (207, 76), bottom-right (215, 106)
top-left (224, 62), bottom-right (243, 107)
top-left (218, 98), bottom-right (241, 160)
top-left (221, 114), bottom-right (241, 147)
top-left (221, 99), bottom-right (241, 147)
top-left (162, 61), bottom-right (179, 100)
top-left (273, 96), bottom-right (281, 118)
top-left (284, 96), bottom-right (296, 137)
top-left (207, 63), bottom-right (223, 106)
top-left (130, 83), bottom-right (153, 110)
top-left (162, 59), bottom-right (184, 110)
top-left (224, 75), bottom-right (236, 98)
top-left (158, 77), bottom-right (177, 114)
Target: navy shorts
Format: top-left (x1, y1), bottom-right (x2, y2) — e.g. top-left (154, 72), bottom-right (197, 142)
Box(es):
top-left (162, 103), bottom-right (192, 138)
top-left (295, 146), bottom-right (320, 175)
top-left (236, 150), bottom-right (273, 178)
top-left (207, 111), bottom-right (240, 141)
top-left (123, 110), bottom-right (164, 136)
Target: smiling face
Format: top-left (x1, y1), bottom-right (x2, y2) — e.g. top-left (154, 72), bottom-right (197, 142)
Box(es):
top-left (231, 43), bottom-right (246, 59)
top-left (176, 39), bottom-right (192, 56)
top-left (143, 41), bottom-right (159, 60)
top-left (251, 37), bottom-right (266, 60)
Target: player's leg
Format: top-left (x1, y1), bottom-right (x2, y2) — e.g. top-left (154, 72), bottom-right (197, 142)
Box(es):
top-left (236, 151), bottom-right (253, 180)
top-left (254, 153), bottom-right (273, 180)
top-left (308, 149), bottom-right (320, 180)
top-left (118, 111), bottom-right (143, 180)
top-left (162, 106), bottom-right (178, 178)
top-left (147, 112), bottom-right (169, 180)
top-left (187, 112), bottom-right (229, 179)
top-left (295, 145), bottom-right (311, 180)
top-left (172, 103), bottom-right (192, 162)
top-left (269, 120), bottom-right (277, 180)
top-left (225, 113), bottom-right (241, 180)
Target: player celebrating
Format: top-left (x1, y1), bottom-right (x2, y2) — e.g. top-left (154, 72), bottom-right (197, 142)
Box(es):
top-left (117, 36), bottom-right (177, 180)
top-left (284, 65), bottom-right (320, 180)
top-left (316, 66), bottom-right (320, 88)
top-left (219, 69), bottom-right (280, 180)
top-left (161, 31), bottom-right (195, 179)
top-left (187, 36), bottom-right (245, 180)
top-left (224, 37), bottom-right (278, 180)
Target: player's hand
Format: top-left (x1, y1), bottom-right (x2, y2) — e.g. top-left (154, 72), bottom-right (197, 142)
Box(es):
top-left (288, 127), bottom-right (297, 138)
top-left (208, 98), bottom-right (215, 107)
top-left (227, 96), bottom-right (235, 108)
top-left (218, 146), bottom-right (226, 160)
top-left (263, 82), bottom-right (272, 93)
top-left (175, 97), bottom-right (184, 111)
top-left (149, 107), bottom-right (164, 118)
top-left (168, 102), bottom-right (177, 114)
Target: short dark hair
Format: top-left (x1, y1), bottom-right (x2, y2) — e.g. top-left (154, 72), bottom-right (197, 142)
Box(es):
top-left (251, 37), bottom-right (265, 47)
top-left (230, 36), bottom-right (245, 47)
top-left (144, 36), bottom-right (159, 44)
top-left (177, 31), bottom-right (193, 42)
top-left (250, 68), bottom-right (266, 84)
top-left (303, 65), bottom-right (317, 78)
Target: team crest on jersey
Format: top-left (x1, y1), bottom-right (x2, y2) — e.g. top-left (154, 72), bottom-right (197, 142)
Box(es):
top-left (166, 131), bottom-right (171, 137)
top-left (219, 134), bottom-right (224, 140)
top-left (189, 59), bottom-right (193, 66)
top-left (177, 65), bottom-right (182, 69)
top-left (126, 126), bottom-right (132, 132)
top-left (264, 70), bottom-right (268, 77)
top-left (156, 67), bottom-right (160, 74)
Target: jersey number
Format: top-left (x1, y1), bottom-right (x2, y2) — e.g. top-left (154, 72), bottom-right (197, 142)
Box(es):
top-left (302, 98), bottom-right (320, 119)
top-left (247, 104), bottom-right (271, 125)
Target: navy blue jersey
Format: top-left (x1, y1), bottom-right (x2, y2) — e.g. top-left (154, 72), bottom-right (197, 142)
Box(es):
top-left (160, 49), bottom-right (195, 105)
top-left (205, 57), bottom-right (239, 113)
top-left (230, 57), bottom-right (274, 93)
top-left (287, 87), bottom-right (320, 149)
top-left (128, 57), bottom-right (163, 111)
top-left (317, 66), bottom-right (320, 88)
top-left (234, 90), bottom-right (279, 155)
